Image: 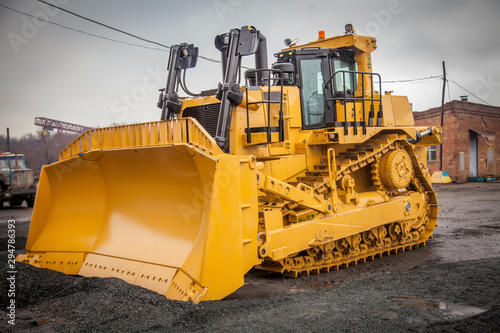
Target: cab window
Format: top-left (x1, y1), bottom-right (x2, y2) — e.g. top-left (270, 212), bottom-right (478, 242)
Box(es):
top-left (14, 157), bottom-right (27, 169)
top-left (0, 159), bottom-right (8, 170)
top-left (300, 58), bottom-right (325, 127)
top-left (5, 157), bottom-right (27, 169)
top-left (333, 59), bottom-right (357, 94)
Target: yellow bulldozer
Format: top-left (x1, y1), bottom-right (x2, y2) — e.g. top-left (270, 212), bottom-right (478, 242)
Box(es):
top-left (17, 25), bottom-right (441, 303)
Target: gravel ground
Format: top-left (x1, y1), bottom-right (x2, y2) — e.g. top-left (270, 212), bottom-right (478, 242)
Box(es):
top-left (1, 182), bottom-right (499, 332)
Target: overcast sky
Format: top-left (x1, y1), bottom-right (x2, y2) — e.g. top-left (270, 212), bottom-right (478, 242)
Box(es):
top-left (1, 0), bottom-right (499, 137)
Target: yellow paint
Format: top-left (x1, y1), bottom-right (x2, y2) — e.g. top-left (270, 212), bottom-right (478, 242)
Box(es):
top-left (431, 171), bottom-right (452, 184)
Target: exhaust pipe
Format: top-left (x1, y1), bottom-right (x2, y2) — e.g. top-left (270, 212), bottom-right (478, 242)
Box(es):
top-left (255, 33), bottom-right (268, 84)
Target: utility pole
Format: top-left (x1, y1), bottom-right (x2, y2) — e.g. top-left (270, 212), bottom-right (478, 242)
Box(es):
top-left (439, 61), bottom-right (446, 171)
top-left (6, 128), bottom-right (10, 152)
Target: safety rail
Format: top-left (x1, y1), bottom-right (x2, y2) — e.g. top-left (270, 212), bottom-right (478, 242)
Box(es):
top-left (244, 68), bottom-right (284, 144)
top-left (58, 118), bottom-right (223, 160)
top-left (324, 70), bottom-right (382, 135)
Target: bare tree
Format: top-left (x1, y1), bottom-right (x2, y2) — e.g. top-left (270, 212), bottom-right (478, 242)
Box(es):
top-left (0, 131), bottom-right (78, 177)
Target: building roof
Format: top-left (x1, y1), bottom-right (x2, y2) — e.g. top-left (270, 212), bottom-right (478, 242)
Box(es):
top-left (413, 100), bottom-right (500, 120)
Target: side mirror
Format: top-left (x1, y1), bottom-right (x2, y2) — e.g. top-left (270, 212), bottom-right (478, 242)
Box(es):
top-left (214, 26), bottom-right (260, 57)
top-left (236, 26), bottom-right (259, 56)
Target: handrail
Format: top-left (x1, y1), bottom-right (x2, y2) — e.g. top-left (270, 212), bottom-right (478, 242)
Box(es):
top-left (244, 68), bottom-right (284, 143)
top-left (58, 118), bottom-right (223, 161)
top-left (324, 70), bottom-right (382, 135)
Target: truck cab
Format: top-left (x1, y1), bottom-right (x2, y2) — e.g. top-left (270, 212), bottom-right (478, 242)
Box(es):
top-left (0, 152), bottom-right (36, 207)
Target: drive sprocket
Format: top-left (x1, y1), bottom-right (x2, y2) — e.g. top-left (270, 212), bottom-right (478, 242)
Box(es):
top-left (378, 148), bottom-right (414, 190)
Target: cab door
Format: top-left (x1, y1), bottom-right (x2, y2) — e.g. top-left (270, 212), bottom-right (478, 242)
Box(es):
top-left (297, 55), bottom-right (333, 130)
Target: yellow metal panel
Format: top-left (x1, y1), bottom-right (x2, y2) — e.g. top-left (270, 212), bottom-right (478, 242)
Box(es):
top-left (392, 96), bottom-right (415, 126)
top-left (239, 157), bottom-right (261, 270)
top-left (40, 252), bottom-right (85, 275)
top-left (87, 147), bottom-right (216, 267)
top-left (266, 155), bottom-right (307, 181)
top-left (263, 210), bottom-right (283, 231)
top-left (79, 254), bottom-right (143, 284)
top-left (246, 132), bottom-right (280, 145)
top-left (180, 95), bottom-right (219, 110)
top-left (381, 95), bottom-right (396, 127)
top-left (165, 270), bottom-right (207, 303)
top-left (286, 88), bottom-right (302, 128)
top-left (284, 34), bottom-right (377, 54)
top-left (136, 263), bottom-right (179, 295)
top-left (187, 155), bottom-right (258, 300)
top-left (24, 166), bottom-right (52, 250)
top-left (269, 141), bottom-right (291, 155)
top-left (17, 252), bottom-right (85, 275)
top-left (79, 254), bottom-right (179, 295)
top-left (28, 160), bottom-right (106, 253)
top-left (382, 95), bottom-right (414, 127)
top-left (59, 119), bottom-right (223, 161)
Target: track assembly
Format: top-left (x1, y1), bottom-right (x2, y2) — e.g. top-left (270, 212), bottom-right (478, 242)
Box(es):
top-left (257, 137), bottom-right (438, 278)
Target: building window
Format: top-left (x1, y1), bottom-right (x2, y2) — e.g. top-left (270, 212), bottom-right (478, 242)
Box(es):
top-left (428, 145), bottom-right (437, 162)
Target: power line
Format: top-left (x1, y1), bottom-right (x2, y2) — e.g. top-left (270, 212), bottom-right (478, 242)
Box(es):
top-left (447, 75), bottom-right (491, 105)
top-left (2, 2), bottom-right (233, 68)
top-left (199, 55), bottom-right (222, 64)
top-left (0, 4), bottom-right (168, 52)
top-left (382, 75), bottom-right (443, 83)
top-left (37, 1), bottom-right (225, 66)
top-left (199, 55), bottom-right (251, 70)
top-left (37, 0), bottom-right (169, 49)
top-left (383, 72), bottom-right (492, 106)
top-left (387, 78), bottom-right (443, 84)
top-left (8, 3), bottom-right (472, 89)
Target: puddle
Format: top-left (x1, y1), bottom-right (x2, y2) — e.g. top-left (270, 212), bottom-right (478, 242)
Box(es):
top-left (387, 296), bottom-right (487, 320)
top-left (439, 302), bottom-right (487, 320)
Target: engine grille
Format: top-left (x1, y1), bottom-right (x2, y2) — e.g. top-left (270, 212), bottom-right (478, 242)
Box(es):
top-left (182, 103), bottom-right (221, 138)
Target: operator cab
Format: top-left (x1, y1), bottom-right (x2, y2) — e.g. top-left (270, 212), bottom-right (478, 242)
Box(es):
top-left (274, 48), bottom-right (358, 130)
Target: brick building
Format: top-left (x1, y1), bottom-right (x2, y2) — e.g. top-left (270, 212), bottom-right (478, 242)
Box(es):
top-left (413, 100), bottom-right (500, 183)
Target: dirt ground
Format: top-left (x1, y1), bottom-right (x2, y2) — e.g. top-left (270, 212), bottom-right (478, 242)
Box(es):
top-left (1, 182), bottom-right (499, 332)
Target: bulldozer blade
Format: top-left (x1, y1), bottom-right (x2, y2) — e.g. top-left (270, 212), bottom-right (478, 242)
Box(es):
top-left (17, 143), bottom-right (259, 303)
